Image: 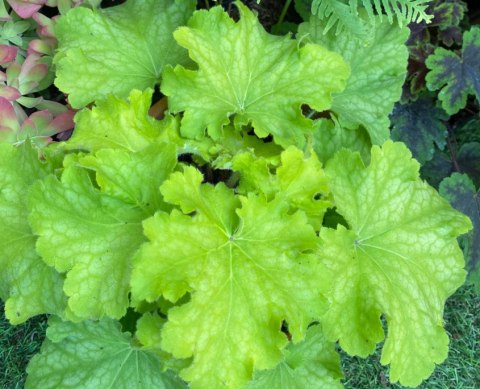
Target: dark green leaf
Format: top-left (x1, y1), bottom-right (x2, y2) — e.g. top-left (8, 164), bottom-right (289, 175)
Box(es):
top-left (438, 25), bottom-right (464, 47)
top-left (420, 149), bottom-right (454, 188)
top-left (294, 0), bottom-right (312, 20)
top-left (457, 142), bottom-right (480, 187)
top-left (440, 173), bottom-right (480, 293)
top-left (402, 44), bottom-right (435, 101)
top-left (390, 96), bottom-right (448, 163)
top-left (454, 117), bottom-right (480, 145)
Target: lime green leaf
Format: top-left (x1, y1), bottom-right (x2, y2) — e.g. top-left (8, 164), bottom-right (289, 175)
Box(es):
top-left (426, 26), bottom-right (480, 115)
top-left (136, 312), bottom-right (192, 373)
top-left (29, 165), bottom-right (147, 319)
top-left (276, 147), bottom-right (330, 221)
top-left (0, 142), bottom-right (66, 324)
top-left (79, 143), bottom-right (177, 215)
top-left (67, 89), bottom-right (214, 162)
top-left (161, 166), bottom-right (240, 232)
top-left (54, 0), bottom-right (196, 108)
top-left (440, 173), bottom-right (480, 293)
top-left (320, 141), bottom-right (471, 386)
top-left (245, 325), bottom-right (343, 388)
top-left (67, 89), bottom-right (164, 153)
top-left (390, 95), bottom-right (448, 164)
top-left (232, 152), bottom-right (274, 198)
top-left (131, 170), bottom-right (327, 388)
top-left (161, 3), bottom-right (349, 148)
top-left (311, 118), bottom-right (371, 165)
top-left (206, 125), bottom-right (283, 169)
top-left (25, 317), bottom-right (186, 388)
top-left (299, 15), bottom-right (409, 144)
top-left (232, 146), bottom-right (331, 230)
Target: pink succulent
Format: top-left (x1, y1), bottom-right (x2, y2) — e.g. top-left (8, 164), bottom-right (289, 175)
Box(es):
top-left (32, 11), bottom-right (56, 38)
top-left (1, 52), bottom-right (51, 108)
top-left (0, 0), bottom-right (12, 20)
top-left (6, 0), bottom-right (46, 19)
top-left (27, 38), bottom-right (55, 56)
top-left (0, 96), bottom-right (75, 146)
top-left (0, 44), bottom-right (18, 65)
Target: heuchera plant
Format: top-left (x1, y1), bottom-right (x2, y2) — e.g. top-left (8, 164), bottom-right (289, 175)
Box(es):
top-left (0, 1), bottom-right (474, 388)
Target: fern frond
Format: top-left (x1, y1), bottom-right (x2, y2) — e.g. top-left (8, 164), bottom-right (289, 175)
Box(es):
top-left (311, 0), bottom-right (369, 36)
top-left (311, 0), bottom-right (433, 36)
top-left (372, 0), bottom-right (433, 26)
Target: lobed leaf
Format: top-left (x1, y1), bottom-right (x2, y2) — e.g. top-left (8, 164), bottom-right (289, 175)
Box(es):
top-left (0, 142), bottom-right (65, 324)
top-left (299, 15), bottom-right (409, 144)
top-left (25, 317), bottom-right (186, 388)
top-left (320, 141), bottom-right (471, 386)
top-left (232, 146), bottom-right (332, 230)
top-left (131, 167), bottom-right (329, 388)
top-left (440, 173), bottom-right (480, 293)
top-left (29, 164), bottom-right (148, 319)
top-left (67, 89), bottom-right (165, 152)
top-left (390, 95), bottom-right (448, 164)
top-left (79, 143), bottom-right (177, 215)
top-left (54, 0), bottom-right (196, 108)
top-left (162, 2), bottom-right (349, 148)
top-left (426, 26), bottom-right (480, 115)
top-left (245, 325), bottom-right (343, 388)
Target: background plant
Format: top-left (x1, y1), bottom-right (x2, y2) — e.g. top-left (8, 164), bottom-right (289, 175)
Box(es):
top-left (0, 0), bottom-right (478, 388)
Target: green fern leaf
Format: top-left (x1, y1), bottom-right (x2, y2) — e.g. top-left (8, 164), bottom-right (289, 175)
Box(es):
top-left (311, 0), bottom-right (368, 36)
top-left (311, 0), bottom-right (432, 36)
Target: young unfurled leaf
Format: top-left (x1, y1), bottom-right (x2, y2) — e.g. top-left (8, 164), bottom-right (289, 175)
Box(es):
top-left (320, 141), bottom-right (471, 387)
top-left (25, 317), bottom-right (186, 389)
top-left (390, 95), bottom-right (448, 164)
top-left (0, 142), bottom-right (66, 324)
top-left (29, 165), bottom-right (148, 319)
top-left (131, 167), bottom-right (328, 388)
top-left (54, 0), bottom-right (196, 108)
top-left (245, 325), bottom-right (343, 389)
top-left (426, 26), bottom-right (480, 115)
top-left (232, 146), bottom-right (331, 230)
top-left (440, 173), bottom-right (480, 293)
top-left (299, 15), bottom-right (409, 144)
top-left (162, 2), bottom-right (349, 148)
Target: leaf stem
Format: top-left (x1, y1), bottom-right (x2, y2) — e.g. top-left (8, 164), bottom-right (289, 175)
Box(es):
top-left (277, 0), bottom-right (293, 26)
top-left (446, 123), bottom-right (461, 173)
